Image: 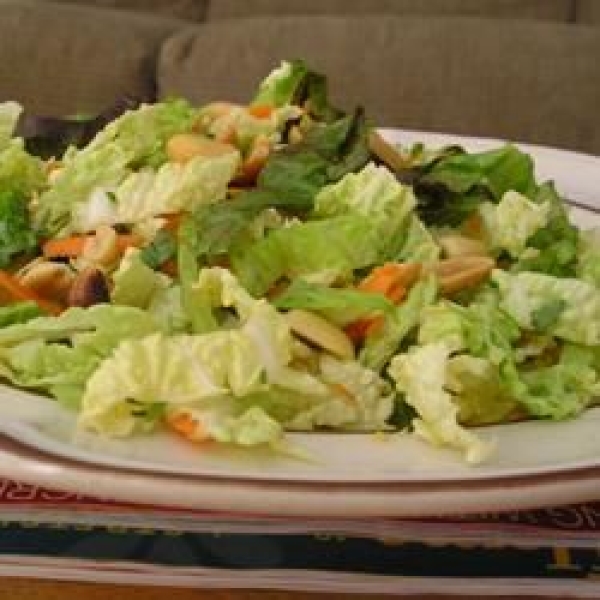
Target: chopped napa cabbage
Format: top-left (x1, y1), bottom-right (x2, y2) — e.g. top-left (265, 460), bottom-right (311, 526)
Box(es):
top-left (111, 248), bottom-right (171, 309)
top-left (418, 295), bottom-right (520, 363)
top-left (0, 139), bottom-right (45, 198)
top-left (577, 228), bottom-right (600, 287)
top-left (504, 343), bottom-right (600, 420)
top-left (253, 60), bottom-right (309, 107)
top-left (79, 268), bottom-right (330, 437)
top-left (313, 163), bottom-right (416, 259)
top-left (34, 99), bottom-right (197, 235)
top-left (445, 354), bottom-right (518, 426)
top-left (201, 104), bottom-right (301, 153)
top-left (285, 354), bottom-right (394, 431)
top-left (479, 190), bottom-right (551, 258)
top-left (388, 342), bottom-right (493, 463)
top-left (115, 150), bottom-right (239, 223)
top-left (0, 305), bottom-right (162, 409)
top-left (167, 402), bottom-right (283, 447)
top-left (0, 102), bottom-right (22, 150)
top-left (493, 269), bottom-right (600, 345)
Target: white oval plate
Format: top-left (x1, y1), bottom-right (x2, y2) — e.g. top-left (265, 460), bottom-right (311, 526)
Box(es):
top-left (0, 131), bottom-right (597, 515)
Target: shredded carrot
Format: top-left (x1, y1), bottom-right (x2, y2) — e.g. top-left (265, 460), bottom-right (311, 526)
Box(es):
top-left (344, 263), bottom-right (416, 343)
top-left (41, 236), bottom-right (87, 258)
top-left (167, 412), bottom-right (210, 443)
top-left (42, 234), bottom-right (140, 258)
top-left (247, 104), bottom-right (274, 119)
top-left (0, 270), bottom-right (63, 315)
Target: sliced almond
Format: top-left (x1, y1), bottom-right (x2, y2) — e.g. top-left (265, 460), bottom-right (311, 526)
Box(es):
top-left (430, 256), bottom-right (495, 296)
top-left (368, 130), bottom-right (407, 172)
top-left (166, 133), bottom-right (236, 164)
top-left (82, 225), bottom-right (121, 268)
top-left (437, 233), bottom-right (488, 258)
top-left (285, 309), bottom-right (355, 361)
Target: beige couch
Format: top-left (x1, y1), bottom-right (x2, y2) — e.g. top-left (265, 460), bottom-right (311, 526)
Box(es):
top-left (1, 0), bottom-right (599, 155)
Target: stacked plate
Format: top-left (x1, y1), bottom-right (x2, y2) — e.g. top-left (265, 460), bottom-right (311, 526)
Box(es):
top-left (0, 131), bottom-right (598, 519)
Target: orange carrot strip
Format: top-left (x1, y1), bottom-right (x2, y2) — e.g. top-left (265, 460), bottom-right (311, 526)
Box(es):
top-left (167, 412), bottom-right (210, 443)
top-left (42, 236), bottom-right (88, 258)
top-left (247, 104), bottom-right (274, 119)
top-left (0, 270), bottom-right (63, 315)
top-left (43, 234), bottom-right (140, 258)
top-left (344, 264), bottom-right (411, 343)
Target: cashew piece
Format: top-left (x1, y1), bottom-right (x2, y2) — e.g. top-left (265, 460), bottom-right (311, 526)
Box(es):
top-left (167, 133), bottom-right (237, 164)
top-left (19, 261), bottom-right (74, 303)
top-left (285, 309), bottom-right (355, 360)
top-left (437, 233), bottom-right (488, 258)
top-left (82, 225), bottom-right (121, 268)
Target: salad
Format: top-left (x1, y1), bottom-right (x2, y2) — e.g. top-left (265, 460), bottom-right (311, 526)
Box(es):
top-left (0, 60), bottom-right (598, 464)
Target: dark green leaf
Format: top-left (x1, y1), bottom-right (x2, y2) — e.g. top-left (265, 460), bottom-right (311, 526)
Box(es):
top-left (387, 396), bottom-right (417, 430)
top-left (0, 189), bottom-right (38, 267)
top-left (0, 301), bottom-right (43, 328)
top-left (273, 279), bottom-right (394, 325)
top-left (140, 229), bottom-right (176, 270)
top-left (531, 298), bottom-right (567, 332)
top-left (513, 183), bottom-right (579, 277)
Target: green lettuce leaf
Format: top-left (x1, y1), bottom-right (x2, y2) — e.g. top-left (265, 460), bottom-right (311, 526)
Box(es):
top-left (273, 278), bottom-right (394, 326)
top-left (394, 214), bottom-right (441, 262)
top-left (232, 214), bottom-right (384, 297)
top-left (253, 60), bottom-right (310, 108)
top-left (413, 144), bottom-right (536, 227)
top-left (253, 60), bottom-right (341, 122)
top-left (0, 302), bottom-right (43, 328)
top-left (422, 144), bottom-right (536, 199)
top-left (0, 188), bottom-right (39, 268)
top-left (257, 109), bottom-right (370, 206)
top-left (511, 182), bottom-right (579, 277)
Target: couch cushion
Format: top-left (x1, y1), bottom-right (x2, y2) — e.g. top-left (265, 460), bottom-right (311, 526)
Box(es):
top-left (206, 0), bottom-right (574, 22)
top-left (158, 16), bottom-right (600, 155)
top-left (576, 0), bottom-right (600, 24)
top-left (41, 0), bottom-right (208, 22)
top-left (0, 0), bottom-right (181, 116)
